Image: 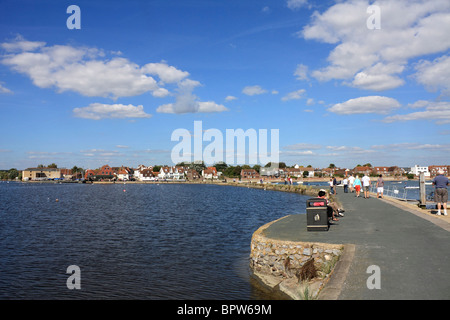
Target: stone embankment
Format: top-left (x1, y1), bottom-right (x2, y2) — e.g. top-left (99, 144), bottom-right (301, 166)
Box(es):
top-left (250, 218), bottom-right (343, 300)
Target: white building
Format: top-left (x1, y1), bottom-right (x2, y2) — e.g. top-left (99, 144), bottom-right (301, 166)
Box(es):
top-left (158, 166), bottom-right (185, 180)
top-left (410, 165), bottom-right (430, 177)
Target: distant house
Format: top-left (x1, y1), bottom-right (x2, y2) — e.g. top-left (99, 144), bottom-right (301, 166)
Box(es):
top-left (202, 167), bottom-right (218, 179)
top-left (428, 165), bottom-right (449, 177)
top-left (353, 166), bottom-right (372, 176)
top-left (186, 169), bottom-right (201, 180)
top-left (284, 168), bottom-right (302, 178)
top-left (117, 166), bottom-right (132, 181)
top-left (373, 166), bottom-right (389, 176)
top-left (22, 167), bottom-right (63, 181)
top-left (158, 166), bottom-right (185, 180)
top-left (85, 164), bottom-right (116, 180)
top-left (387, 166), bottom-right (403, 177)
top-left (259, 167), bottom-right (279, 177)
top-left (140, 168), bottom-right (156, 181)
top-left (410, 165), bottom-right (430, 177)
top-left (240, 169), bottom-right (260, 179)
top-left (301, 167), bottom-right (315, 178)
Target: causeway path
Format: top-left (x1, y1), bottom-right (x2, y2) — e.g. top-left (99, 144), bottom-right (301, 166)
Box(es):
top-left (261, 190), bottom-right (450, 300)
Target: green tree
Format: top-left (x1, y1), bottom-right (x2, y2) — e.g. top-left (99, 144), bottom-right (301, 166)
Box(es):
top-left (48, 163), bottom-right (58, 168)
top-left (8, 168), bottom-right (19, 180)
top-left (214, 161), bottom-right (228, 172)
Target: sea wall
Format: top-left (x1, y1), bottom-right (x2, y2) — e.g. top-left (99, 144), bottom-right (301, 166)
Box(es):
top-left (249, 218), bottom-right (343, 300)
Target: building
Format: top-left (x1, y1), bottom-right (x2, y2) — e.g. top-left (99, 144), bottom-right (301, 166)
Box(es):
top-left (186, 169), bottom-right (201, 180)
top-left (372, 166), bottom-right (389, 176)
top-left (353, 166), bottom-right (372, 176)
top-left (240, 169), bottom-right (260, 179)
top-left (117, 166), bottom-right (133, 181)
top-left (22, 167), bottom-right (62, 181)
top-left (85, 164), bottom-right (116, 180)
top-left (140, 169), bottom-right (157, 181)
top-left (387, 166), bottom-right (403, 177)
top-left (158, 166), bottom-right (185, 180)
top-left (202, 167), bottom-right (219, 179)
top-left (284, 168), bottom-right (302, 178)
top-left (428, 165), bottom-right (449, 176)
top-left (410, 165), bottom-right (430, 177)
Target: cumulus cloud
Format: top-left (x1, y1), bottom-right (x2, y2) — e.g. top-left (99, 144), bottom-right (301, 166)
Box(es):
top-left (300, 0), bottom-right (450, 91)
top-left (142, 62), bottom-right (189, 84)
top-left (242, 85), bottom-right (267, 96)
top-left (287, 0), bottom-right (309, 10)
top-left (281, 89), bottom-right (306, 101)
top-left (73, 103), bottom-right (152, 120)
top-left (1, 40), bottom-right (170, 99)
top-left (328, 96), bottom-right (401, 115)
top-left (294, 64), bottom-right (309, 81)
top-left (225, 95), bottom-right (237, 101)
top-left (1, 36), bottom-right (225, 114)
top-left (383, 100), bottom-right (450, 124)
top-left (414, 55), bottom-right (450, 96)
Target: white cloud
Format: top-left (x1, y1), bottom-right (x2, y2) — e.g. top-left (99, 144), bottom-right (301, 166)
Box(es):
top-left (414, 55), bottom-right (450, 96)
top-left (281, 89), bottom-right (306, 101)
top-left (1, 35), bottom-right (45, 52)
top-left (0, 37), bottom-right (203, 102)
top-left (287, 0), bottom-right (309, 10)
top-left (300, 0), bottom-right (450, 91)
top-left (0, 82), bottom-right (12, 94)
top-left (328, 96), bottom-right (401, 115)
top-left (155, 78), bottom-right (228, 114)
top-left (242, 85), bottom-right (267, 96)
top-left (294, 63), bottom-right (308, 81)
top-left (73, 103), bottom-right (152, 120)
top-left (142, 62), bottom-right (189, 84)
top-left (225, 95), bottom-right (237, 101)
top-left (383, 100), bottom-right (450, 124)
top-left (1, 36), bottom-right (225, 114)
top-left (283, 143), bottom-right (322, 150)
top-left (157, 101), bottom-right (228, 114)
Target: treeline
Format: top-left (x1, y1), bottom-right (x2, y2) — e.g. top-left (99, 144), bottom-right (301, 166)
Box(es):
top-left (0, 168), bottom-right (20, 180)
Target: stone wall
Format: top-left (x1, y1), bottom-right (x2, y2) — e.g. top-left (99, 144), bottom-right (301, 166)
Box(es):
top-left (250, 217), bottom-right (343, 299)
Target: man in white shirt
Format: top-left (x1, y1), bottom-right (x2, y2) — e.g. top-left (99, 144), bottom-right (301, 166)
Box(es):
top-left (348, 175), bottom-right (355, 193)
top-left (361, 174), bottom-right (371, 199)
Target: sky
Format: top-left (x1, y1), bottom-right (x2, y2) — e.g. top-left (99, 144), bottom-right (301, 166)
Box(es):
top-left (0, 0), bottom-right (449, 170)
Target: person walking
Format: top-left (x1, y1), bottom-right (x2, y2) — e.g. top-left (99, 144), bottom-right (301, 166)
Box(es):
top-left (348, 174), bottom-right (355, 193)
top-left (343, 177), bottom-right (349, 193)
top-left (376, 174), bottom-right (384, 198)
top-left (432, 169), bottom-right (448, 216)
top-left (329, 178), bottom-right (334, 194)
top-left (333, 176), bottom-right (338, 195)
top-left (353, 175), bottom-right (362, 198)
top-left (362, 173), bottom-right (371, 199)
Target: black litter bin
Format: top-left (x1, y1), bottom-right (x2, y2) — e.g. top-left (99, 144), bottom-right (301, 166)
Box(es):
top-left (306, 198), bottom-right (329, 231)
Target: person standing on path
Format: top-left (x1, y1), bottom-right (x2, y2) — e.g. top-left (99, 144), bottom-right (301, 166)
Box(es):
top-left (333, 176), bottom-right (338, 195)
top-left (376, 174), bottom-right (384, 198)
top-left (348, 174), bottom-right (355, 193)
top-left (362, 174), bottom-right (371, 199)
top-left (353, 175), bottom-right (362, 198)
top-left (343, 177), bottom-right (349, 193)
top-left (432, 169), bottom-right (449, 216)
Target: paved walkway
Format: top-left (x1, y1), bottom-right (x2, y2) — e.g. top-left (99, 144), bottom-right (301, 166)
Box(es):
top-left (261, 190), bottom-right (450, 300)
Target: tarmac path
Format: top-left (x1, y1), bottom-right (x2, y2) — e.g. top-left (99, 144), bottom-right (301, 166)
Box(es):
top-left (261, 190), bottom-right (450, 300)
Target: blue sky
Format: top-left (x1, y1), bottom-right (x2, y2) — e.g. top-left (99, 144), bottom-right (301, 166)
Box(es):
top-left (1, 0), bottom-right (449, 170)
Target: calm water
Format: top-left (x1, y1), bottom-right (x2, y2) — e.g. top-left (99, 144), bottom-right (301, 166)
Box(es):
top-left (0, 182), bottom-right (307, 299)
